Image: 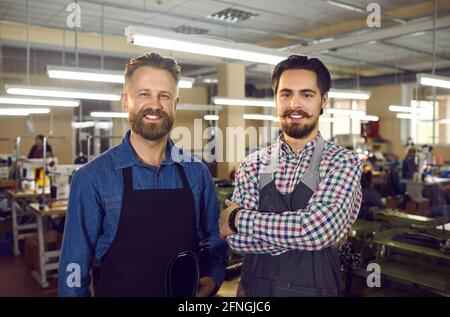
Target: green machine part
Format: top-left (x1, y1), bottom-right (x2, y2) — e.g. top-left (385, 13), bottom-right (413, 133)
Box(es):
top-left (216, 187), bottom-right (235, 209)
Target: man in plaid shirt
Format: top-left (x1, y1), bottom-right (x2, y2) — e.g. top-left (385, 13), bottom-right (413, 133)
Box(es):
top-left (219, 55), bottom-right (362, 297)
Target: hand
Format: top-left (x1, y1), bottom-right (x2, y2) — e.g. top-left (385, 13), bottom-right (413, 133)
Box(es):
top-left (196, 276), bottom-right (216, 297)
top-left (219, 199), bottom-right (242, 239)
top-left (331, 227), bottom-right (353, 249)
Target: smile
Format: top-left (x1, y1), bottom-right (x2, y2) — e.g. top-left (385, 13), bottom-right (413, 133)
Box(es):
top-left (144, 115), bottom-right (161, 120)
top-left (289, 114), bottom-right (304, 119)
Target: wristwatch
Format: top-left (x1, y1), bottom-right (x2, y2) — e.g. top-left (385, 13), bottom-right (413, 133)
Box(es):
top-left (228, 207), bottom-right (241, 233)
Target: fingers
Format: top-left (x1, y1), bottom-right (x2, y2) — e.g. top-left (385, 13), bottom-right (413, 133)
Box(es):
top-left (347, 227), bottom-right (353, 237)
top-left (224, 199), bottom-right (232, 207)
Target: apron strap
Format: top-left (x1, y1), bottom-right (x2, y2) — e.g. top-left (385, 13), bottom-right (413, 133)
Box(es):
top-left (175, 163), bottom-right (190, 189)
top-left (122, 164), bottom-right (190, 192)
top-left (300, 135), bottom-right (324, 191)
top-left (122, 166), bottom-right (134, 196)
top-left (259, 135), bottom-right (324, 191)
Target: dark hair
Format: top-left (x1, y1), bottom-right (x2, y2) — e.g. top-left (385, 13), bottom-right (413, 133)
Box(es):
top-left (36, 134), bottom-right (45, 142)
top-left (124, 52), bottom-right (181, 87)
top-left (272, 55), bottom-right (331, 97)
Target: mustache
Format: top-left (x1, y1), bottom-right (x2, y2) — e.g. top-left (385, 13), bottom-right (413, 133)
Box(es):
top-left (280, 108), bottom-right (312, 118)
top-left (137, 108), bottom-right (168, 119)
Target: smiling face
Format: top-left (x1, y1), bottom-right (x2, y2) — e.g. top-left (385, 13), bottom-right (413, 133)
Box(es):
top-left (276, 69), bottom-right (328, 139)
top-left (122, 66), bottom-right (179, 141)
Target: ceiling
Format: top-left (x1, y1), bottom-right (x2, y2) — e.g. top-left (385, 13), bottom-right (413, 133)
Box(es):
top-left (1, 0), bottom-right (450, 87)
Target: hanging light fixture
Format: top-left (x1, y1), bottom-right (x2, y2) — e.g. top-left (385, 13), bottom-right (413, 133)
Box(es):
top-left (6, 85), bottom-right (120, 101)
top-left (0, 108), bottom-right (50, 116)
top-left (47, 65), bottom-right (196, 88)
top-left (125, 26), bottom-right (288, 65)
top-left (0, 96), bottom-right (79, 107)
top-left (417, 73), bottom-right (450, 89)
top-left (90, 111), bottom-right (128, 118)
top-left (203, 114), bottom-right (219, 121)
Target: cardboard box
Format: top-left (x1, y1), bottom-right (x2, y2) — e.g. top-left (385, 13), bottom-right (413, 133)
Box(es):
top-left (24, 230), bottom-right (62, 271)
top-left (404, 200), bottom-right (429, 216)
top-left (385, 196), bottom-right (400, 209)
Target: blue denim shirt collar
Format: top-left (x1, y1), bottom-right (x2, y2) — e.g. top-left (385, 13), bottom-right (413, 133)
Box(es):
top-left (114, 130), bottom-right (186, 170)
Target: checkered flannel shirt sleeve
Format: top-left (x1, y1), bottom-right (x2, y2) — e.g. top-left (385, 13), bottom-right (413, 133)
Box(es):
top-left (227, 151), bottom-right (362, 253)
top-left (226, 160), bottom-right (287, 254)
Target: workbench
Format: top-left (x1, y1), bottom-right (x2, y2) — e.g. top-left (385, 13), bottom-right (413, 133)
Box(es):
top-left (6, 190), bottom-right (47, 256)
top-left (373, 208), bottom-right (449, 229)
top-left (373, 228), bottom-right (450, 296)
top-left (27, 201), bottom-right (67, 288)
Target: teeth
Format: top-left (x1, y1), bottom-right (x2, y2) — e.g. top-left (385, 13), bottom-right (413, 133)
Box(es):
top-left (290, 114), bottom-right (303, 119)
top-left (145, 115), bottom-right (159, 119)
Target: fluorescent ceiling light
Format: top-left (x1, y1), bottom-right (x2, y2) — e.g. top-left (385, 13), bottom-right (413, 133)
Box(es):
top-left (72, 121), bottom-right (113, 129)
top-left (389, 105), bottom-right (431, 114)
top-left (417, 73), bottom-right (450, 89)
top-left (396, 113), bottom-right (421, 120)
top-left (0, 96), bottom-right (79, 107)
top-left (410, 100), bottom-right (433, 109)
top-left (326, 108), bottom-right (366, 116)
top-left (328, 89), bottom-right (371, 100)
top-left (90, 112), bottom-right (127, 118)
top-left (243, 114), bottom-right (275, 121)
top-left (48, 66), bottom-right (123, 84)
top-left (389, 105), bottom-right (420, 113)
top-left (125, 26), bottom-right (288, 65)
top-left (272, 116), bottom-right (336, 123)
top-left (352, 114), bottom-right (379, 121)
top-left (71, 121), bottom-right (95, 129)
top-left (0, 108), bottom-right (50, 116)
top-left (320, 117), bottom-right (336, 123)
top-left (47, 65), bottom-right (195, 88)
top-left (177, 104), bottom-right (222, 111)
top-left (202, 78), bottom-right (218, 84)
top-left (213, 97), bottom-right (275, 108)
top-left (203, 114), bottom-right (219, 121)
top-left (6, 85), bottom-right (120, 101)
top-left (326, 0), bottom-right (365, 13)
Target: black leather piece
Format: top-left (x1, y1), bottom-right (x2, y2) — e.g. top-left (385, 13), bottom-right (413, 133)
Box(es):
top-left (392, 232), bottom-right (450, 254)
top-left (166, 251), bottom-right (200, 297)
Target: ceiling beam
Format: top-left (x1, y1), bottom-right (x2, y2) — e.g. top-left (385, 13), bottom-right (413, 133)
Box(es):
top-left (380, 39), bottom-right (450, 62)
top-left (296, 15), bottom-right (450, 54)
top-left (260, 0), bottom-right (450, 48)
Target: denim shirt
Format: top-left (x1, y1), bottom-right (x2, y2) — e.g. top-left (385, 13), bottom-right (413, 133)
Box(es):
top-left (58, 130), bottom-right (228, 296)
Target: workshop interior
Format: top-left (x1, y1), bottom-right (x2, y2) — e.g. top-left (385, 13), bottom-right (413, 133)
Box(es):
top-left (0, 0), bottom-right (450, 297)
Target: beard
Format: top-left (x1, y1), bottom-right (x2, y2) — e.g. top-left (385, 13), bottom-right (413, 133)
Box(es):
top-left (128, 107), bottom-right (174, 141)
top-left (280, 108), bottom-right (319, 139)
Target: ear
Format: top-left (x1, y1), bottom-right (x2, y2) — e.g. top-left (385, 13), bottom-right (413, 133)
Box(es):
top-left (174, 96), bottom-right (179, 112)
top-left (321, 93), bottom-right (329, 114)
top-left (121, 92), bottom-right (128, 113)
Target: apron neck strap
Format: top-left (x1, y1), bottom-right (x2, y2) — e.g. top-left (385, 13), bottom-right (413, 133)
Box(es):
top-left (122, 164), bottom-right (190, 194)
top-left (174, 163), bottom-right (190, 189)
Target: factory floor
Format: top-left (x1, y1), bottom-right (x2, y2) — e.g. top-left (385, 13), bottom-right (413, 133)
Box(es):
top-left (0, 254), bottom-right (239, 297)
top-left (0, 255), bottom-right (58, 297)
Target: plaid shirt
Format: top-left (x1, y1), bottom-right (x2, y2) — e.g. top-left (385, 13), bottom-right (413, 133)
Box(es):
top-left (227, 132), bottom-right (362, 255)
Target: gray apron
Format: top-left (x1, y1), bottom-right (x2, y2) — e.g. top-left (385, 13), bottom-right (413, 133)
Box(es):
top-left (240, 136), bottom-right (342, 297)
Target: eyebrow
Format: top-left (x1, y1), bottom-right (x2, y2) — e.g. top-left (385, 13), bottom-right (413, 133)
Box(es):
top-left (137, 89), bottom-right (173, 96)
top-left (278, 88), bottom-right (317, 94)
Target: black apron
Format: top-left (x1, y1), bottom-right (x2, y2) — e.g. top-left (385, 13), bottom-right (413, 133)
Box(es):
top-left (95, 164), bottom-right (198, 297)
top-left (240, 136), bottom-right (342, 297)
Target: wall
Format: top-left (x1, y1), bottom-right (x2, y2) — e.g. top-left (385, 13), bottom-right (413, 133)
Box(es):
top-left (0, 74), bottom-right (210, 164)
top-left (365, 84), bottom-right (450, 162)
top-left (365, 84), bottom-right (404, 158)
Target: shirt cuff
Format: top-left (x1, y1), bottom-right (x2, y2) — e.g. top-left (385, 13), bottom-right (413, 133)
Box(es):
top-left (236, 209), bottom-right (256, 236)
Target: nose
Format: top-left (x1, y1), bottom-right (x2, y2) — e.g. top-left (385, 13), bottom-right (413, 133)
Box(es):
top-left (289, 92), bottom-right (302, 109)
top-left (144, 94), bottom-right (163, 109)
